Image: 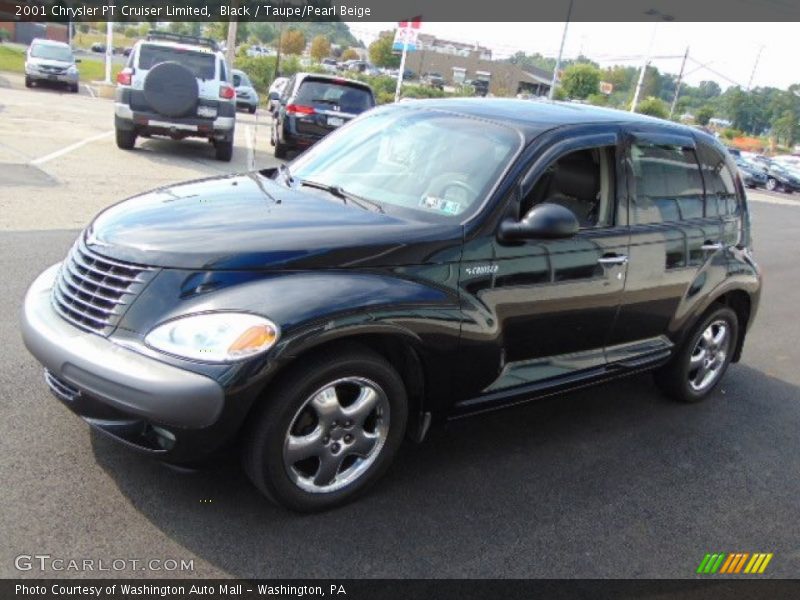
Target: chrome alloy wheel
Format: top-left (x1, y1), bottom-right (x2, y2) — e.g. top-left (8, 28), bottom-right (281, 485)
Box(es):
top-left (283, 377), bottom-right (390, 494)
top-left (688, 320), bottom-right (731, 393)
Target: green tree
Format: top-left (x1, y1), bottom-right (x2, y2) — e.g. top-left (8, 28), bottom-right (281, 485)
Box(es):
top-left (695, 106), bottom-right (715, 126)
top-left (309, 35), bottom-right (331, 62)
top-left (280, 29), bottom-right (306, 55)
top-left (341, 48), bottom-right (359, 61)
top-left (772, 110), bottom-right (799, 146)
top-left (368, 34), bottom-right (400, 69)
top-left (635, 96), bottom-right (669, 119)
top-left (560, 63), bottom-right (601, 99)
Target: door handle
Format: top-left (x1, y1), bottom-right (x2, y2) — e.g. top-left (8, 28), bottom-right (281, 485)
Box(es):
top-left (597, 255), bottom-right (628, 266)
top-left (701, 242), bottom-right (724, 252)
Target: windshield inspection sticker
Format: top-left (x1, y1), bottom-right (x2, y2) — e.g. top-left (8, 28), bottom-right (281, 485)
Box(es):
top-left (420, 195), bottom-right (462, 215)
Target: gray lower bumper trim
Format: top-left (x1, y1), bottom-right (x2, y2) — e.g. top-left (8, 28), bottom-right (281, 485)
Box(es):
top-left (21, 264), bottom-right (224, 429)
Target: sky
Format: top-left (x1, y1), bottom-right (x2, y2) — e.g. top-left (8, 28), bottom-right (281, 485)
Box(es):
top-left (346, 22), bottom-right (798, 91)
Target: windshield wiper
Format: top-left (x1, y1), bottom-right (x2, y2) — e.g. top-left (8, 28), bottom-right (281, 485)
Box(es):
top-left (299, 179), bottom-right (384, 213)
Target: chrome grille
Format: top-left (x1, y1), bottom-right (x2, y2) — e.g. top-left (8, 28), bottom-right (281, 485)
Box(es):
top-left (52, 238), bottom-right (156, 335)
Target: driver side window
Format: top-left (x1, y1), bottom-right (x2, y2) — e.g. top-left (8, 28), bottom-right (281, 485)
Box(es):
top-left (521, 146), bottom-right (616, 229)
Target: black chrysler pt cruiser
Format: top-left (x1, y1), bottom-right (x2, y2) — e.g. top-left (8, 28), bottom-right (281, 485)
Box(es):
top-left (22, 100), bottom-right (761, 511)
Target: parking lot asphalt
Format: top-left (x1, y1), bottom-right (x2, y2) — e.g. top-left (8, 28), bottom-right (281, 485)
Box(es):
top-left (1, 84), bottom-right (800, 579)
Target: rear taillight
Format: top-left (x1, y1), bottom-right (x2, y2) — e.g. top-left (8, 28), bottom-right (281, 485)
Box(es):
top-left (286, 104), bottom-right (315, 116)
top-left (116, 70), bottom-right (132, 86)
top-left (219, 84), bottom-right (235, 100)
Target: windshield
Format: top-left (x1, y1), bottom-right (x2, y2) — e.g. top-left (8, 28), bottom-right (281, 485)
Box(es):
top-left (30, 44), bottom-right (73, 62)
top-left (233, 72), bottom-right (251, 87)
top-left (138, 44), bottom-right (216, 80)
top-left (289, 108), bottom-right (521, 220)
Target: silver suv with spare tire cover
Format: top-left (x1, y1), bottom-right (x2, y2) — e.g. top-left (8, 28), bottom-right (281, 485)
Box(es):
top-left (114, 31), bottom-right (236, 162)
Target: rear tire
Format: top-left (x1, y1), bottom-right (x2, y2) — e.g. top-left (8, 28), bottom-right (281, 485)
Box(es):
top-left (215, 139), bottom-right (233, 162)
top-left (654, 305), bottom-right (739, 403)
top-left (70, 83), bottom-right (79, 93)
top-left (115, 128), bottom-right (136, 150)
top-left (242, 346), bottom-right (408, 512)
top-left (766, 177), bottom-right (778, 192)
top-left (25, 76), bottom-right (33, 88)
top-left (274, 138), bottom-right (288, 159)
top-left (249, 105), bottom-right (257, 114)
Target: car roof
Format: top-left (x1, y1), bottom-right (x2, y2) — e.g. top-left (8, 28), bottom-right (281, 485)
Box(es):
top-left (137, 39), bottom-right (219, 56)
top-left (296, 72), bottom-right (371, 88)
top-left (400, 97), bottom-right (698, 140)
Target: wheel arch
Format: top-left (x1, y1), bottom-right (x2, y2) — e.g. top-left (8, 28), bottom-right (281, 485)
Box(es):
top-left (253, 329), bottom-right (433, 443)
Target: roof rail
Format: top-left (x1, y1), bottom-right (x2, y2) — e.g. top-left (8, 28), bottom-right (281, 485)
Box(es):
top-left (146, 30), bottom-right (219, 52)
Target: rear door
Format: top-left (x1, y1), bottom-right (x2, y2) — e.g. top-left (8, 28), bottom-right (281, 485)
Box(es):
top-left (607, 130), bottom-right (721, 361)
top-left (292, 77), bottom-right (375, 136)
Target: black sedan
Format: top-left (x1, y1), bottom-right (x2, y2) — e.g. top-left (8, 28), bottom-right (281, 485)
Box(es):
top-left (765, 161), bottom-right (800, 193)
top-left (735, 158), bottom-right (767, 189)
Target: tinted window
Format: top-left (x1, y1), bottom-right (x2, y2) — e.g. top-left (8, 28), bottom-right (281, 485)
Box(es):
top-left (295, 79), bottom-right (374, 114)
top-left (631, 144), bottom-right (704, 224)
top-left (233, 72), bottom-right (250, 87)
top-left (697, 143), bottom-right (738, 217)
top-left (523, 146), bottom-right (616, 228)
top-left (138, 45), bottom-right (216, 80)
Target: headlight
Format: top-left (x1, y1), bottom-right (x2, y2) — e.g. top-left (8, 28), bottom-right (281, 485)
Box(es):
top-left (67, 65), bottom-right (78, 74)
top-left (145, 313), bottom-right (280, 363)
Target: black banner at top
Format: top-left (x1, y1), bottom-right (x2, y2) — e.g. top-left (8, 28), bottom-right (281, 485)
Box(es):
top-left (4, 0), bottom-right (800, 23)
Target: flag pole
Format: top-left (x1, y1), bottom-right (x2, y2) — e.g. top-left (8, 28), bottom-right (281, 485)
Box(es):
top-left (394, 23), bottom-right (410, 103)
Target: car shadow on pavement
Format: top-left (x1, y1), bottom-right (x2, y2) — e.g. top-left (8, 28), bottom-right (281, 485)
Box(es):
top-left (91, 364), bottom-right (800, 578)
top-left (132, 137), bottom-right (239, 170)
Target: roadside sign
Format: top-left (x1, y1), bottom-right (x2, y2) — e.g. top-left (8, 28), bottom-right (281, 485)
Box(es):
top-left (599, 81), bottom-right (614, 95)
top-left (393, 26), bottom-right (419, 52)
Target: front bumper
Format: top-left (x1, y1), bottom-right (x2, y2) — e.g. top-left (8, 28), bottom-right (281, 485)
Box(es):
top-left (21, 265), bottom-right (227, 453)
top-left (27, 69), bottom-right (78, 84)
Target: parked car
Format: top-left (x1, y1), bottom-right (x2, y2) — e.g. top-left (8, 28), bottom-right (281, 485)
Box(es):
top-left (422, 72), bottom-right (445, 90)
top-left (735, 157), bottom-right (767, 188)
top-left (113, 31), bottom-right (236, 161)
top-left (22, 100), bottom-right (761, 512)
top-left (246, 45), bottom-right (275, 58)
top-left (24, 39), bottom-right (80, 93)
top-left (271, 72), bottom-right (375, 158)
top-left (320, 58), bottom-right (338, 74)
top-left (232, 69), bottom-right (259, 114)
top-left (90, 42), bottom-right (105, 53)
top-left (122, 47), bottom-right (133, 57)
top-left (267, 76), bottom-right (288, 114)
top-left (467, 79), bottom-right (489, 96)
top-left (764, 161), bottom-right (800, 193)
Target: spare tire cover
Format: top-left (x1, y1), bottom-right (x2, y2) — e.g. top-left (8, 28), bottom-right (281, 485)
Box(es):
top-left (143, 62), bottom-right (199, 118)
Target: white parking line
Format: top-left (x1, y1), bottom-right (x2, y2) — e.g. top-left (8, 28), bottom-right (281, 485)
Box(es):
top-left (244, 124), bottom-right (255, 170)
top-left (30, 130), bottom-right (114, 166)
top-left (83, 84), bottom-right (96, 98)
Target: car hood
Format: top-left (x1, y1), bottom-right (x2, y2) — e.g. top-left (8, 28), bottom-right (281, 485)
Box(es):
top-left (86, 172), bottom-right (461, 270)
top-left (28, 57), bottom-right (74, 68)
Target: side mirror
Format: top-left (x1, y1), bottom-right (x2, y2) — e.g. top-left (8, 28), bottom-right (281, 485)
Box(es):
top-left (74, 58), bottom-right (81, 63)
top-left (499, 202), bottom-right (579, 242)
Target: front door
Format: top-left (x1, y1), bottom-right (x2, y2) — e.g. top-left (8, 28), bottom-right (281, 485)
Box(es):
top-left (453, 130), bottom-right (630, 408)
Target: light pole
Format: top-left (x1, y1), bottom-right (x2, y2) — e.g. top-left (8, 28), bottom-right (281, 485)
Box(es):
top-left (549, 0), bottom-right (574, 100)
top-left (747, 45), bottom-right (764, 91)
top-left (630, 9), bottom-right (673, 112)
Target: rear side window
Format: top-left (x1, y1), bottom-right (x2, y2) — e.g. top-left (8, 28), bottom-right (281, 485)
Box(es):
top-left (138, 45), bottom-right (216, 80)
top-left (697, 143), bottom-right (739, 217)
top-left (631, 144), bottom-right (704, 224)
top-left (294, 79), bottom-right (374, 113)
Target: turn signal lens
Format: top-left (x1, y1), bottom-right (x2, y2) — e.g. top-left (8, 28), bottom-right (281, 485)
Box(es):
top-left (228, 325), bottom-right (278, 357)
top-left (219, 84), bottom-right (235, 100)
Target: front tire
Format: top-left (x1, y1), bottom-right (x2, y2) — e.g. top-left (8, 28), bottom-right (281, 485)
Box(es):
top-left (654, 305), bottom-right (739, 403)
top-left (242, 346), bottom-right (408, 512)
top-left (25, 76), bottom-right (33, 88)
top-left (249, 105), bottom-right (257, 114)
